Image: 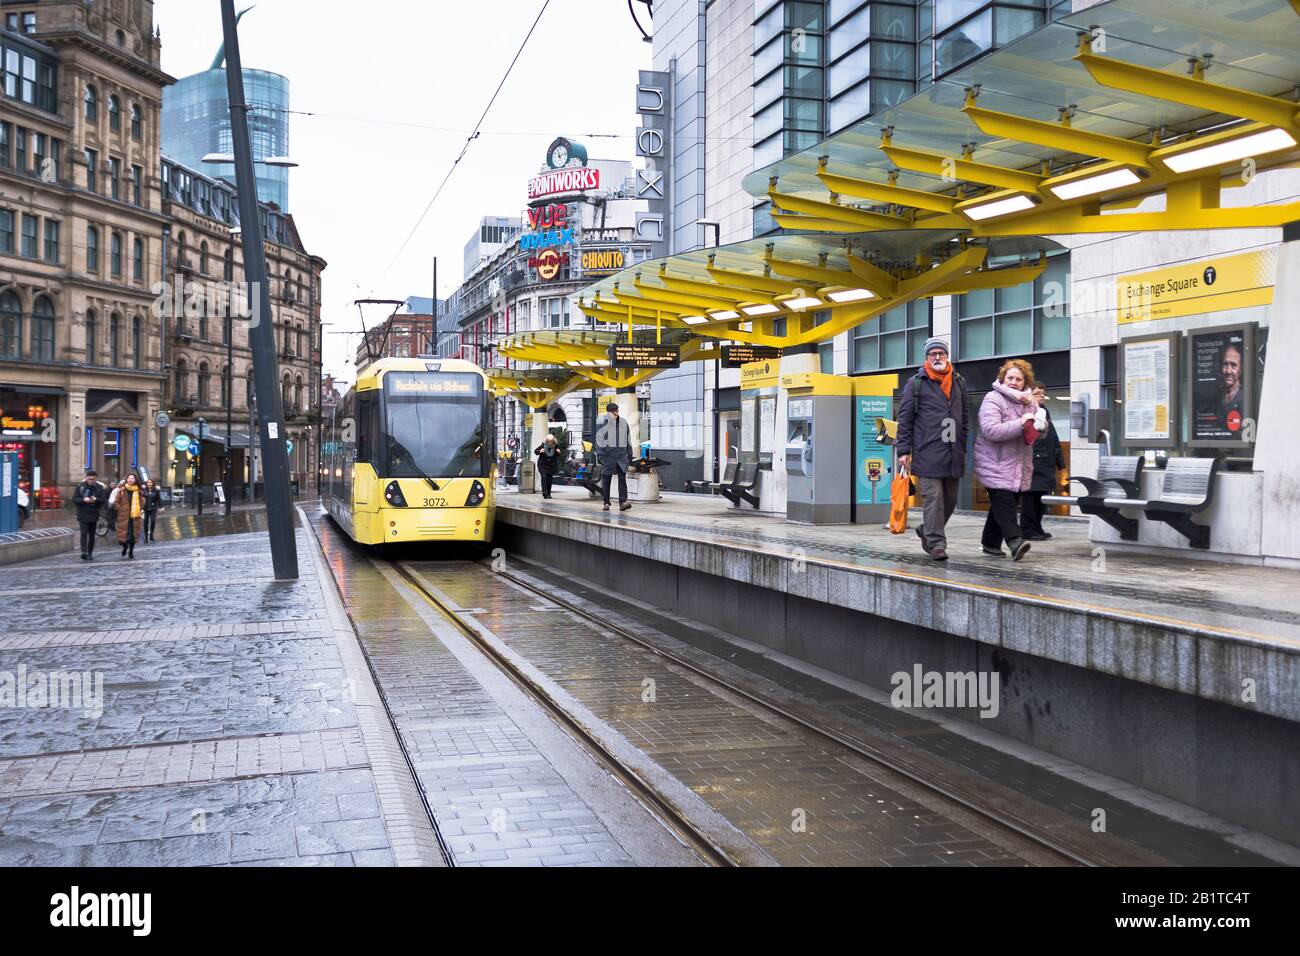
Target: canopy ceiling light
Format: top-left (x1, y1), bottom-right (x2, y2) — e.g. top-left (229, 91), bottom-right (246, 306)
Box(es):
top-left (1155, 126), bottom-right (1297, 174)
top-left (774, 293), bottom-right (824, 310)
top-left (740, 302), bottom-right (780, 316)
top-left (1045, 166), bottom-right (1146, 201)
top-left (821, 286), bottom-right (876, 303)
top-left (956, 193), bottom-right (1041, 221)
top-left (707, 309), bottom-right (741, 320)
top-left (680, 314), bottom-right (709, 324)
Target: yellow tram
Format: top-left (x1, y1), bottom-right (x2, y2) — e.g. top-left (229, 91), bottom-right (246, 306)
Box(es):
top-left (322, 357), bottom-right (496, 544)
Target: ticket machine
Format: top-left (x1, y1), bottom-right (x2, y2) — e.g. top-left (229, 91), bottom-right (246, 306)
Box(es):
top-left (783, 372), bottom-right (851, 524)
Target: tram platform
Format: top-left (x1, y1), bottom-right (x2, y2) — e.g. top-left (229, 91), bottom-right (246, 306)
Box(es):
top-left (494, 486), bottom-right (1300, 846)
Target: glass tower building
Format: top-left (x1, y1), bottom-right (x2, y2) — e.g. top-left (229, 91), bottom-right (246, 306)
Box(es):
top-left (161, 68), bottom-right (291, 211)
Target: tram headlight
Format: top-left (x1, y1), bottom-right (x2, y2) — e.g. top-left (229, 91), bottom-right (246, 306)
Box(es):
top-left (465, 480), bottom-right (486, 508)
top-left (384, 480), bottom-right (408, 507)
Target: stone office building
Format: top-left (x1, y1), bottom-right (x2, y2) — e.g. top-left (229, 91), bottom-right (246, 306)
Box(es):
top-left (0, 0), bottom-right (171, 496)
top-left (0, 0), bottom-right (325, 501)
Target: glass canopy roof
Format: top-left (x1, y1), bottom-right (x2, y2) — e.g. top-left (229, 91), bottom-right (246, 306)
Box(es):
top-left (741, 0), bottom-right (1300, 203)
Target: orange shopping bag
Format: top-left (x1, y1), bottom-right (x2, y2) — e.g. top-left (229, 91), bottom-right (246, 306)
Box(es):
top-left (888, 468), bottom-right (911, 534)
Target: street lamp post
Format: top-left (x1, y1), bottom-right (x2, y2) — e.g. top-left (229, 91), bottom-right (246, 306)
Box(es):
top-left (224, 318), bottom-right (233, 516)
top-left (220, 0), bottom-right (297, 580)
top-left (196, 416), bottom-right (207, 516)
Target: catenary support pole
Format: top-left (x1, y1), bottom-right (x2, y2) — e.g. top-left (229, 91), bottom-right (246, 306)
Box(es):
top-left (221, 0), bottom-right (297, 579)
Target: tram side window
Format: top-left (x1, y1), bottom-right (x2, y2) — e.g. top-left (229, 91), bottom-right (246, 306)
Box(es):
top-left (356, 393), bottom-right (378, 464)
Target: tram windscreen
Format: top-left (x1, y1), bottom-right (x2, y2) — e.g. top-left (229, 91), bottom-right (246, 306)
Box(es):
top-left (383, 372), bottom-right (487, 479)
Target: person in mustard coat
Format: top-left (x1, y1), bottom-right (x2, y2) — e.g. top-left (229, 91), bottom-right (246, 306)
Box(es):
top-left (115, 473), bottom-right (144, 559)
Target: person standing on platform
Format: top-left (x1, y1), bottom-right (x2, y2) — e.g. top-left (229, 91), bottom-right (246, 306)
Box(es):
top-left (534, 433), bottom-right (562, 500)
top-left (974, 360), bottom-right (1038, 561)
top-left (1020, 385), bottom-right (1065, 542)
top-left (595, 401), bottom-right (633, 512)
top-left (896, 338), bottom-right (968, 562)
top-left (75, 469), bottom-right (108, 561)
top-left (142, 478), bottom-right (164, 543)
top-left (115, 473), bottom-right (144, 559)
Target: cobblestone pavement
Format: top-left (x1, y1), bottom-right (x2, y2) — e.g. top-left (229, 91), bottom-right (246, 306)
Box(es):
top-left (401, 560), bottom-right (1063, 867)
top-left (308, 511), bottom-right (700, 867)
top-left (0, 512), bottom-right (409, 866)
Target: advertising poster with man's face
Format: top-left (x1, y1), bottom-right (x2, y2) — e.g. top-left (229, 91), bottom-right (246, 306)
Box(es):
top-left (1191, 328), bottom-right (1248, 443)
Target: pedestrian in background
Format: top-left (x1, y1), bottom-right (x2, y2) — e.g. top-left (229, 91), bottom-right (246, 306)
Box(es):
top-left (106, 479), bottom-right (123, 531)
top-left (1020, 384), bottom-right (1065, 542)
top-left (116, 473), bottom-right (144, 559)
top-left (74, 469), bottom-right (107, 561)
top-left (534, 433), bottom-right (562, 500)
top-left (595, 401), bottom-right (633, 512)
top-left (895, 337), bottom-right (968, 562)
top-left (142, 478), bottom-right (164, 543)
top-left (974, 359), bottom-right (1038, 561)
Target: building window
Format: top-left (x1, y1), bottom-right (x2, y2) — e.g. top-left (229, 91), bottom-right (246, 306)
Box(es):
top-left (223, 247), bottom-right (234, 281)
top-left (14, 126), bottom-right (24, 171)
top-left (198, 362), bottom-right (210, 407)
top-left (116, 29), bottom-right (126, 47)
top-left (85, 309), bottom-right (98, 365)
top-left (174, 359), bottom-right (188, 402)
top-left (20, 212), bottom-right (36, 257)
top-left (130, 104), bottom-right (142, 140)
top-left (199, 241), bottom-right (208, 275)
top-left (43, 219), bottom-right (58, 261)
top-left (84, 83), bottom-right (97, 123)
top-left (957, 252), bottom-right (1070, 360)
top-left (109, 313), bottom-right (121, 366)
top-left (132, 237), bottom-right (143, 280)
top-left (108, 94), bottom-right (120, 132)
top-left (31, 130), bottom-right (44, 177)
top-left (132, 315), bottom-right (143, 368)
top-left (86, 225), bottom-right (99, 272)
top-left (0, 121), bottom-right (10, 167)
top-left (0, 208), bottom-right (10, 253)
top-left (109, 157), bottom-right (120, 200)
top-left (110, 231), bottom-right (122, 276)
top-left (131, 164), bottom-right (141, 205)
top-left (85, 148), bottom-right (96, 192)
top-left (32, 294), bottom-right (54, 362)
top-left (540, 296), bottom-right (570, 329)
top-left (198, 297), bottom-right (208, 341)
top-left (852, 300), bottom-right (931, 372)
top-left (0, 289), bottom-right (19, 357)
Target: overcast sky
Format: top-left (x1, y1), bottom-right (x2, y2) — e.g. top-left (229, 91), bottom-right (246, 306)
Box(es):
top-left (153, 0), bottom-right (652, 386)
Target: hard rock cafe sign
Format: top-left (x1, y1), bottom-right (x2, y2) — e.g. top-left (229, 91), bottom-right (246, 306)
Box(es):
top-left (530, 248), bottom-right (568, 281)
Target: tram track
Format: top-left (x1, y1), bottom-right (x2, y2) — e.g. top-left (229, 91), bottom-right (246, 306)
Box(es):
top-left (390, 552), bottom-right (1113, 867)
top-left (484, 559), bottom-right (1098, 868)
top-left (389, 560), bottom-right (738, 868)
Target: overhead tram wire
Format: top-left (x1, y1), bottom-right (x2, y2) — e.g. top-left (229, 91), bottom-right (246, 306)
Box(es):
top-left (369, 0), bottom-right (553, 294)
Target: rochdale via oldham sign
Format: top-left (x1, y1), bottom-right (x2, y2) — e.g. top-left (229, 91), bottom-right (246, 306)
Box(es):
top-left (608, 343), bottom-right (680, 369)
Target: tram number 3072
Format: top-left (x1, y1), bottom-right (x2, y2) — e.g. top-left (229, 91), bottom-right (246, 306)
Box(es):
top-left (423, 497), bottom-right (447, 508)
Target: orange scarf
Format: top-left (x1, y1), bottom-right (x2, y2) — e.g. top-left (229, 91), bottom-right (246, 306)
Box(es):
top-left (924, 361), bottom-right (954, 399)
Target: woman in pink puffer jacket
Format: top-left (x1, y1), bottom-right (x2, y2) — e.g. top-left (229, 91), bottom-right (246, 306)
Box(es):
top-left (974, 359), bottom-right (1039, 561)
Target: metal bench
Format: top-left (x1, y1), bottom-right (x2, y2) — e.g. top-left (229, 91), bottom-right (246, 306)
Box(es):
top-left (718, 461), bottom-right (761, 509)
top-left (1043, 455), bottom-right (1144, 541)
top-left (691, 461), bottom-right (737, 495)
top-left (1102, 457), bottom-right (1219, 550)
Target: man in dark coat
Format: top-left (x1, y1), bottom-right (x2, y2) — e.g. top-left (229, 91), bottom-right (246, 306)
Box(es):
top-left (594, 401), bottom-right (633, 512)
top-left (74, 469), bottom-right (108, 561)
top-left (534, 433), bottom-right (562, 499)
top-left (895, 338), bottom-right (968, 561)
top-left (1020, 385), bottom-right (1066, 541)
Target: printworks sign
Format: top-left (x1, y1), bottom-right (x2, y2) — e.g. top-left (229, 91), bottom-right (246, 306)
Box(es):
top-left (528, 137), bottom-right (599, 200)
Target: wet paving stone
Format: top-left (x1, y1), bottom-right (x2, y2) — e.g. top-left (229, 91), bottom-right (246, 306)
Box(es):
top-left (0, 521), bottom-right (396, 867)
